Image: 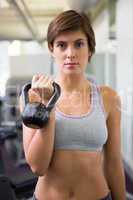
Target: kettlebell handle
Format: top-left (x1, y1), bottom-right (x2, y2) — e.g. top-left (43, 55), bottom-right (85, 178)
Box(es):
top-left (46, 82), bottom-right (61, 111)
top-left (21, 82), bottom-right (31, 108)
top-left (21, 81), bottom-right (61, 110)
top-left (21, 81), bottom-right (61, 129)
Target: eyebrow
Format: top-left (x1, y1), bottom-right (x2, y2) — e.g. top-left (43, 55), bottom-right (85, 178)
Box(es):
top-left (55, 38), bottom-right (86, 44)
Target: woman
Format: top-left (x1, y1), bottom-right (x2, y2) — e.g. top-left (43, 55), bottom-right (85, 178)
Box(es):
top-left (20, 10), bottom-right (126, 200)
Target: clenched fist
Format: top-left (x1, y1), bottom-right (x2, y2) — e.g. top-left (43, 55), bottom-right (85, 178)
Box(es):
top-left (28, 74), bottom-right (54, 104)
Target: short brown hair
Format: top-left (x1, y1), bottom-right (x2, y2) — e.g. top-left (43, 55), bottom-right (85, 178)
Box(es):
top-left (47, 10), bottom-right (96, 56)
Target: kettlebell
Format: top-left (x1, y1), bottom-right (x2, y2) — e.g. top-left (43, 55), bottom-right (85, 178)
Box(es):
top-left (21, 82), bottom-right (61, 129)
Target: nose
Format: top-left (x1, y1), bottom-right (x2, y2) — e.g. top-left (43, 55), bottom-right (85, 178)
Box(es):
top-left (66, 46), bottom-right (76, 59)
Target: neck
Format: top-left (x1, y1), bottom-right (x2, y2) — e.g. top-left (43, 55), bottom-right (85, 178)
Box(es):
top-left (55, 73), bottom-right (87, 92)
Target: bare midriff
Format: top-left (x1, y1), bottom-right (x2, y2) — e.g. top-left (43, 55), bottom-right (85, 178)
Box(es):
top-left (34, 85), bottom-right (110, 200)
top-left (34, 150), bottom-right (110, 200)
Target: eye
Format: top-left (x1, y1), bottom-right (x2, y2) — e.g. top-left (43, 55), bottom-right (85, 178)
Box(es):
top-left (56, 42), bottom-right (66, 50)
top-left (75, 41), bottom-right (85, 48)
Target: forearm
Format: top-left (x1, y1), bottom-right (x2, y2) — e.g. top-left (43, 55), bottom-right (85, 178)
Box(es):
top-left (105, 160), bottom-right (126, 200)
top-left (24, 110), bottom-right (55, 175)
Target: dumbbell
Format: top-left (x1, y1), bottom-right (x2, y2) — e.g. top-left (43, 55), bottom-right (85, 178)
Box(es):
top-left (21, 82), bottom-right (61, 129)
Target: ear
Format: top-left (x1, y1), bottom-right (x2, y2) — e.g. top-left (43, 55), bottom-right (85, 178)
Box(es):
top-left (49, 44), bottom-right (53, 52)
top-left (48, 44), bottom-right (55, 58)
top-left (88, 51), bottom-right (92, 57)
top-left (88, 52), bottom-right (92, 62)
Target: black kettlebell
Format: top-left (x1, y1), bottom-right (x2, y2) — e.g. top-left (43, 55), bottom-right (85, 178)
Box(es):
top-left (21, 82), bottom-right (61, 129)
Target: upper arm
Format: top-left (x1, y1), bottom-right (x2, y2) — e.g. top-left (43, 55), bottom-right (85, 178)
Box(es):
top-left (103, 87), bottom-right (122, 163)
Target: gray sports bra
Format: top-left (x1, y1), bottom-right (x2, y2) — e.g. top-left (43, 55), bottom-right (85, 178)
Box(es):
top-left (54, 80), bottom-right (108, 151)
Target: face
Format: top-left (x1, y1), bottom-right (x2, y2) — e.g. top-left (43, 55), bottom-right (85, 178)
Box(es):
top-left (51, 30), bottom-right (91, 75)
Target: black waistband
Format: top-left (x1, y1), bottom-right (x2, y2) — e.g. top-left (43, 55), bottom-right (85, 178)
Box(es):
top-left (100, 193), bottom-right (112, 200)
top-left (33, 193), bottom-right (112, 200)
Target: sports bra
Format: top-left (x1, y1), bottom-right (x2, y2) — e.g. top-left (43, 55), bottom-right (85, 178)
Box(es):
top-left (54, 80), bottom-right (108, 151)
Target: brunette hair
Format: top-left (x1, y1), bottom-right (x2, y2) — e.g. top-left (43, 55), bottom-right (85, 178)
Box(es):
top-left (47, 10), bottom-right (96, 56)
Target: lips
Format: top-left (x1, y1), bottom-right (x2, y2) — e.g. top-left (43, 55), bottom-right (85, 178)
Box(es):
top-left (64, 62), bottom-right (79, 68)
top-left (64, 63), bottom-right (78, 65)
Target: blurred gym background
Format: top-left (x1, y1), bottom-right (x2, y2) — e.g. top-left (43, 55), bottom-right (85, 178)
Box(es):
top-left (0, 0), bottom-right (133, 199)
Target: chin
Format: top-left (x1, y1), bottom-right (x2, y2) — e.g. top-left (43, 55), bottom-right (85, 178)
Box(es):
top-left (63, 68), bottom-right (83, 75)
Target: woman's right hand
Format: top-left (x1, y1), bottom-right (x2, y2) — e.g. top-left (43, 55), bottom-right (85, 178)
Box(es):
top-left (28, 74), bottom-right (54, 104)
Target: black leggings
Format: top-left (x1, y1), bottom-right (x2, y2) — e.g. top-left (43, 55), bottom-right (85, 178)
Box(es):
top-left (33, 193), bottom-right (112, 200)
top-left (101, 193), bottom-right (112, 200)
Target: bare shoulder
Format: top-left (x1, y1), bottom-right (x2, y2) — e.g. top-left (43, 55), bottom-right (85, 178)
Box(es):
top-left (99, 85), bottom-right (121, 116)
top-left (99, 85), bottom-right (119, 99)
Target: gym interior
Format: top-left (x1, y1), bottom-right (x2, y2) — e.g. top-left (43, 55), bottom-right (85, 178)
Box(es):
top-left (0, 0), bottom-right (133, 199)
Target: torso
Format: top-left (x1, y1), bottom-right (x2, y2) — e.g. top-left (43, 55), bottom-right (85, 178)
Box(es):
top-left (34, 81), bottom-right (111, 200)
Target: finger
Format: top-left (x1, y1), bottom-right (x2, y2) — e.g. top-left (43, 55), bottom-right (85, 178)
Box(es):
top-left (47, 78), bottom-right (54, 92)
top-left (38, 76), bottom-right (53, 89)
top-left (32, 74), bottom-right (40, 83)
top-left (31, 75), bottom-right (54, 100)
top-left (32, 75), bottom-right (44, 89)
top-left (39, 75), bottom-right (49, 86)
top-left (28, 89), bottom-right (41, 103)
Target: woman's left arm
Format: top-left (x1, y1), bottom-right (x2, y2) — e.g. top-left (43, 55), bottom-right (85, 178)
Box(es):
top-left (103, 87), bottom-right (126, 200)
